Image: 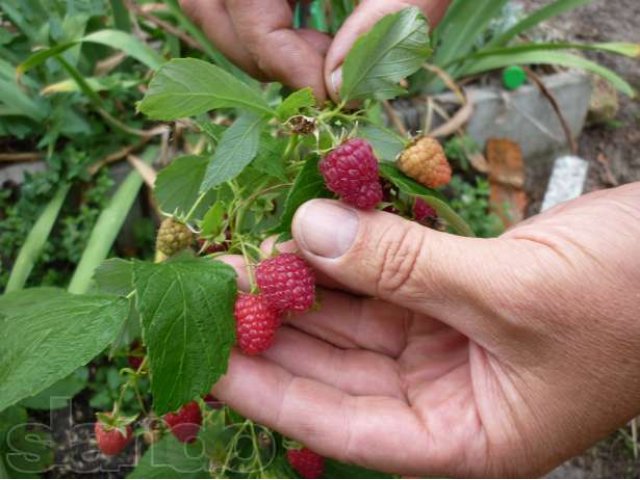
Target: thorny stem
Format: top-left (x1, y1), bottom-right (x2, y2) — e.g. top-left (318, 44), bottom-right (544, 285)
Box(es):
top-left (220, 419), bottom-right (251, 475)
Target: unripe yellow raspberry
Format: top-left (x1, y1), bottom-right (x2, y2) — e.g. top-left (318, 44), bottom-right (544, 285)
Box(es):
top-left (397, 136), bottom-right (452, 188)
top-left (155, 218), bottom-right (193, 257)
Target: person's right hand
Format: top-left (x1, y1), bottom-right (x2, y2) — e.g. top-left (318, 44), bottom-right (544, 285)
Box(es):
top-left (214, 182), bottom-right (640, 477)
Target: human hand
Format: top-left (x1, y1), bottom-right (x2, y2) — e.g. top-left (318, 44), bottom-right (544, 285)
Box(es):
top-left (179, 0), bottom-right (450, 102)
top-left (214, 182), bottom-right (640, 477)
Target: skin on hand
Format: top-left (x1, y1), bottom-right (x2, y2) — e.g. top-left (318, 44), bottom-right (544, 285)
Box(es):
top-left (179, 0), bottom-right (451, 102)
top-left (216, 182), bottom-right (640, 477)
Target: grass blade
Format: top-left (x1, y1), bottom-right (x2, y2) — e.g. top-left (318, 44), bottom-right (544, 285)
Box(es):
top-left (462, 50), bottom-right (636, 97)
top-left (448, 41), bottom-right (640, 68)
top-left (5, 184), bottom-right (70, 293)
top-left (67, 148), bottom-right (157, 294)
top-left (486, 0), bottom-right (595, 48)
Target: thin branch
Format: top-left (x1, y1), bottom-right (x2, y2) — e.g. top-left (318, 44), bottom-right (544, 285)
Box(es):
top-left (127, 154), bottom-right (157, 188)
top-left (0, 152), bottom-right (43, 162)
top-left (126, 0), bottom-right (203, 51)
top-left (382, 100), bottom-right (408, 138)
top-left (524, 67), bottom-right (578, 155)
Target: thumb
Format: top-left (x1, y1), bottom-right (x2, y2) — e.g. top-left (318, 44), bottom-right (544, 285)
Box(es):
top-left (325, 0), bottom-right (451, 101)
top-left (292, 199), bottom-right (521, 341)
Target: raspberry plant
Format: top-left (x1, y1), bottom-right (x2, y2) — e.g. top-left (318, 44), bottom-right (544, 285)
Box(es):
top-left (0, 8), bottom-right (474, 478)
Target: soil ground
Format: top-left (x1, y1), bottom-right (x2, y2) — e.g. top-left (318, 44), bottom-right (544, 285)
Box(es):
top-left (519, 0), bottom-right (640, 477)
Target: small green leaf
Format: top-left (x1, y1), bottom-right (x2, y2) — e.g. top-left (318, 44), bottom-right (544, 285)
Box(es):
top-left (128, 436), bottom-right (210, 479)
top-left (276, 87), bottom-right (316, 120)
top-left (359, 123), bottom-right (407, 161)
top-left (138, 58), bottom-right (274, 120)
top-left (340, 7), bottom-right (431, 101)
top-left (133, 256), bottom-right (237, 414)
top-left (154, 155), bottom-right (216, 217)
top-left (0, 288), bottom-right (129, 411)
top-left (93, 259), bottom-right (134, 297)
top-left (200, 202), bottom-right (226, 238)
top-left (272, 154), bottom-right (332, 234)
top-left (379, 163), bottom-right (475, 237)
top-left (252, 134), bottom-right (289, 181)
top-left (200, 114), bottom-right (267, 191)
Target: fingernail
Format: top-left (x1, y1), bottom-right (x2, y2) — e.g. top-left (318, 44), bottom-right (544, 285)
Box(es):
top-left (294, 200), bottom-right (358, 259)
top-left (330, 67), bottom-right (342, 98)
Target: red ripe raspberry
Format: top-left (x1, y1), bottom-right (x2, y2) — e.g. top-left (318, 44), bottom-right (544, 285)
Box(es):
top-left (94, 420), bottom-right (132, 456)
top-left (319, 138), bottom-right (383, 209)
top-left (287, 447), bottom-right (325, 479)
top-left (413, 198), bottom-right (437, 222)
top-left (256, 253), bottom-right (315, 313)
top-left (163, 401), bottom-right (202, 443)
top-left (234, 293), bottom-right (280, 355)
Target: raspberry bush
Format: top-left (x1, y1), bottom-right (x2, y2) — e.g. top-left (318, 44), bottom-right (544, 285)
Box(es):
top-left (0, 8), bottom-right (474, 478)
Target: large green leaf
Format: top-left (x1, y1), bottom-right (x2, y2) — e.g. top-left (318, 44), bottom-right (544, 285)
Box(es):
top-left (17, 29), bottom-right (164, 73)
top-left (340, 7), bottom-right (431, 101)
top-left (154, 155), bottom-right (216, 217)
top-left (272, 154), bottom-right (332, 234)
top-left (0, 288), bottom-right (128, 411)
top-left (462, 50), bottom-right (636, 97)
top-left (93, 258), bottom-right (134, 297)
top-left (19, 367), bottom-right (89, 410)
top-left (128, 435), bottom-right (210, 478)
top-left (138, 58), bottom-right (274, 120)
top-left (379, 163), bottom-right (475, 237)
top-left (200, 114), bottom-right (267, 191)
top-left (133, 256), bottom-right (237, 414)
top-left (486, 0), bottom-right (595, 48)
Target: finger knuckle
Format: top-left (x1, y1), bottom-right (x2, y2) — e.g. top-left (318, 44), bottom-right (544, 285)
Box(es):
top-left (374, 225), bottom-right (426, 299)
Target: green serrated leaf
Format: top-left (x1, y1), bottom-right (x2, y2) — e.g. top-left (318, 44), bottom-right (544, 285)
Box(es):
top-left (276, 87), bottom-right (316, 120)
top-left (154, 155), bottom-right (216, 217)
top-left (0, 288), bottom-right (129, 411)
top-left (340, 7), bottom-right (431, 101)
top-left (138, 58), bottom-right (274, 120)
top-left (272, 154), bottom-right (332, 234)
top-left (133, 256), bottom-right (237, 414)
top-left (379, 163), bottom-right (475, 237)
top-left (128, 435), bottom-right (210, 479)
top-left (200, 114), bottom-right (267, 191)
top-left (359, 123), bottom-right (407, 161)
top-left (93, 258), bottom-right (134, 297)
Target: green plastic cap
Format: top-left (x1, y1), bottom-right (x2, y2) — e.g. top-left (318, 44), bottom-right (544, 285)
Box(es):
top-left (502, 66), bottom-right (527, 91)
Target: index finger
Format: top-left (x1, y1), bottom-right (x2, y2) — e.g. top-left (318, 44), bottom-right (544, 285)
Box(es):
top-left (225, 0), bottom-right (329, 101)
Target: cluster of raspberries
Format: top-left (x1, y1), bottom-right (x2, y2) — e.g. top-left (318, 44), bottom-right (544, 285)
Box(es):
top-left (318, 136), bottom-right (451, 213)
top-left (95, 395), bottom-right (224, 456)
top-left (234, 253), bottom-right (315, 355)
